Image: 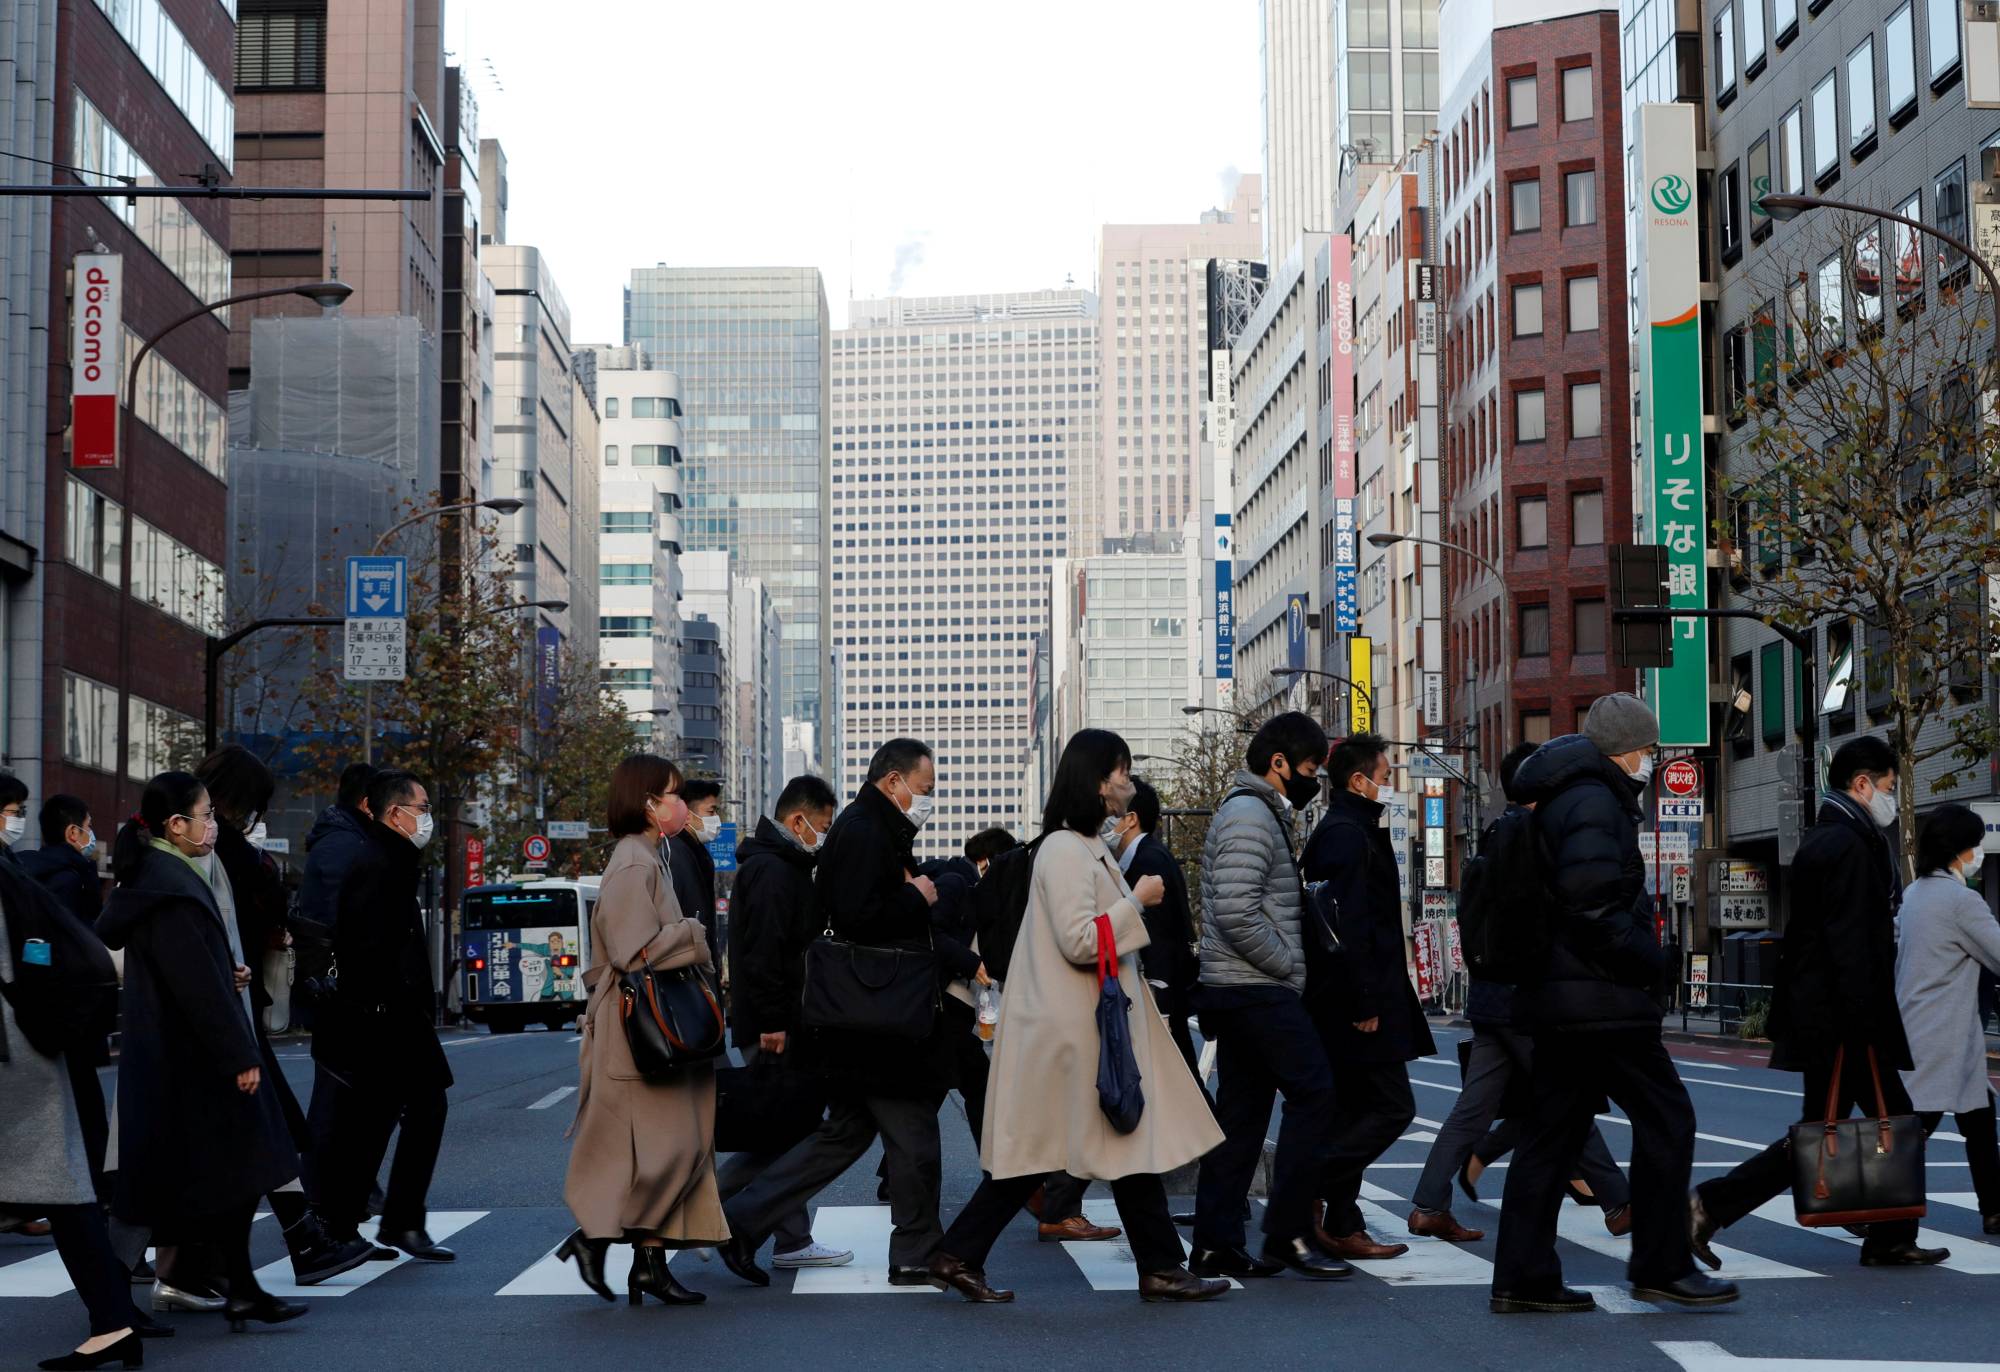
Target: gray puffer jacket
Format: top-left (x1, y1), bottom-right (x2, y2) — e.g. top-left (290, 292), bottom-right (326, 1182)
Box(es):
top-left (1198, 770), bottom-right (1306, 992)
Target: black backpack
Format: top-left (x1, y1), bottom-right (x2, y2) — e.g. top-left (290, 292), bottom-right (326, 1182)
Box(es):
top-left (0, 858), bottom-right (119, 1062)
top-left (971, 836), bottom-right (1046, 981)
top-left (1459, 805), bottom-right (1557, 984)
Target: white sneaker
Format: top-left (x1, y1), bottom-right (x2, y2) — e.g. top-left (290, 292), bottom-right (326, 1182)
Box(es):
top-left (771, 1241), bottom-right (855, 1269)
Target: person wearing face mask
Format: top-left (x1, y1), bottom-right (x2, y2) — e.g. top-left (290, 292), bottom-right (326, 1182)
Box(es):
top-left (714, 774), bottom-right (853, 1271)
top-left (1189, 711), bottom-right (1350, 1282)
top-left (1491, 694), bottom-right (1736, 1313)
top-left (0, 770), bottom-right (30, 858)
top-left (313, 769), bottom-right (456, 1265)
top-left (97, 772), bottom-right (309, 1338)
top-left (1105, 778), bottom-right (1200, 1078)
top-left (670, 779), bottom-right (724, 937)
top-left (1302, 731), bottom-right (1432, 1262)
top-left (718, 738), bottom-right (955, 1289)
top-left (1893, 804), bottom-right (2000, 1231)
top-left (1692, 735), bottom-right (1948, 1270)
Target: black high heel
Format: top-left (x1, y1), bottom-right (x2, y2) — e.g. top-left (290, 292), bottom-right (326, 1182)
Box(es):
top-left (224, 1293), bottom-right (309, 1333)
top-left (557, 1229), bottom-right (615, 1302)
top-left (37, 1332), bottom-right (142, 1370)
top-left (628, 1246), bottom-right (704, 1306)
top-left (1457, 1158), bottom-right (1481, 1204)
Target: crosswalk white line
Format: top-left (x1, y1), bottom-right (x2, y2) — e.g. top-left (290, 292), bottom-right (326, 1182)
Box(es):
top-left (1553, 1203), bottom-right (1819, 1282)
top-left (1399, 1130), bottom-right (1439, 1143)
top-left (497, 1238), bottom-right (660, 1295)
top-left (0, 1248), bottom-right (83, 1297)
top-left (255, 1211), bottom-right (487, 1297)
top-left (1931, 1193), bottom-right (1992, 1216)
top-left (1058, 1200), bottom-right (1242, 1292)
top-left (790, 1206), bottom-right (943, 1295)
top-left (527, 1086), bottom-right (577, 1110)
top-left (1577, 1283), bottom-right (1662, 1313)
top-left (1747, 1199), bottom-right (2000, 1274)
top-left (1352, 1184), bottom-right (1492, 1286)
top-left (1657, 1338), bottom-right (2000, 1371)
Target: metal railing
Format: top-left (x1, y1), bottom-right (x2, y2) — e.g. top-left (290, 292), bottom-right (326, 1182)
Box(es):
top-left (1678, 980), bottom-right (1772, 1038)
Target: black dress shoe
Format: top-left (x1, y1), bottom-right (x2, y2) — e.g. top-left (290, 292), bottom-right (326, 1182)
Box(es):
top-left (1490, 1284), bottom-right (1597, 1314)
top-left (1259, 1237), bottom-right (1353, 1280)
top-left (1188, 1244), bottom-right (1283, 1279)
top-left (37, 1332), bottom-right (142, 1370)
top-left (886, 1266), bottom-right (935, 1286)
top-left (1687, 1188), bottom-right (1722, 1271)
top-left (290, 1233), bottom-right (376, 1286)
top-left (925, 1252), bottom-right (1014, 1302)
top-left (326, 1228), bottom-right (397, 1260)
top-left (556, 1230), bottom-right (615, 1302)
top-left (127, 1316), bottom-right (172, 1340)
top-left (1170, 1212), bottom-right (1197, 1227)
top-left (717, 1237), bottom-right (770, 1287)
top-left (380, 1229), bottom-right (455, 1263)
top-left (1631, 1272), bottom-right (1740, 1306)
top-left (628, 1246), bottom-right (705, 1305)
top-left (1984, 1215), bottom-right (2000, 1235)
top-left (1138, 1267), bottom-right (1229, 1302)
top-left (128, 1259), bottom-right (154, 1285)
top-left (1859, 1242), bottom-right (1951, 1266)
top-left (224, 1293), bottom-right (309, 1333)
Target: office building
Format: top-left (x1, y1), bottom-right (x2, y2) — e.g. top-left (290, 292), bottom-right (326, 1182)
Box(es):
top-left (623, 266), bottom-right (832, 768)
top-left (1053, 551), bottom-right (1193, 766)
top-left (733, 575), bottom-right (783, 825)
top-left (1263, 0), bottom-right (1340, 255)
top-left (441, 64), bottom-right (494, 514)
top-left (1337, 0), bottom-right (1444, 178)
top-left (1095, 177), bottom-right (1263, 551)
top-left (831, 289), bottom-right (1096, 846)
top-left (680, 615), bottom-right (730, 782)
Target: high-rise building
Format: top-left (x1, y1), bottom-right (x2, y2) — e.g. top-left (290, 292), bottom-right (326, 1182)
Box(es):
top-left (440, 64), bottom-right (493, 514)
top-left (680, 550), bottom-right (736, 787)
top-left (1051, 552), bottom-right (1194, 766)
top-left (1263, 0), bottom-right (1339, 256)
top-left (1095, 177), bottom-right (1263, 551)
top-left (832, 289), bottom-right (1096, 845)
top-left (1336, 0), bottom-right (1444, 176)
top-left (622, 266), bottom-right (831, 769)
top-left (732, 573), bottom-right (783, 826)
top-left (1438, 0), bottom-right (1635, 786)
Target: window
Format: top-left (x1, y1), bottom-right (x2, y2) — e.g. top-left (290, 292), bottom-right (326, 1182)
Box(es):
top-left (1518, 496), bottom-right (1549, 549)
top-left (130, 519), bottom-right (226, 635)
top-left (1936, 160), bottom-right (1968, 279)
top-left (1780, 104), bottom-right (1805, 193)
top-left (604, 397), bottom-right (619, 418)
top-left (1571, 490), bottom-right (1605, 545)
top-left (1564, 169), bottom-right (1597, 225)
top-left (1747, 135), bottom-right (1773, 238)
top-left (90, 0), bottom-right (235, 166)
top-left (1816, 254), bottom-right (1845, 344)
top-left (1886, 3), bottom-right (1918, 118)
top-left (1811, 73), bottom-right (1838, 181)
top-left (1775, 0), bottom-right (1798, 40)
top-left (1720, 162), bottom-right (1743, 262)
top-left (1515, 388), bottom-right (1547, 442)
top-left (1725, 324), bottom-right (1749, 415)
top-left (1761, 641), bottom-right (1787, 743)
top-left (1570, 381), bottom-right (1603, 438)
top-left (1893, 191), bottom-right (1922, 309)
top-left (1512, 282), bottom-right (1544, 336)
top-left (1931, 0), bottom-right (1962, 83)
top-left (65, 479), bottom-right (122, 585)
top-left (600, 511), bottom-right (652, 532)
top-left (1715, 4), bottom-right (1738, 98)
top-left (601, 668), bottom-right (654, 690)
top-left (75, 96), bottom-right (232, 307)
top-left (1752, 298), bottom-right (1778, 388)
top-left (1848, 38), bottom-right (1877, 153)
top-left (1521, 711), bottom-right (1553, 744)
top-left (235, 3), bottom-right (327, 90)
top-left (1562, 65), bottom-right (1593, 120)
top-left (1511, 177), bottom-right (1541, 232)
top-left (1744, 0), bottom-right (1766, 69)
top-left (1854, 224), bottom-right (1883, 326)
top-left (1508, 74), bottom-right (1537, 128)
top-left (604, 444), bottom-right (619, 465)
top-left (61, 673), bottom-right (118, 775)
top-left (127, 696), bottom-right (197, 783)
top-left (599, 615), bottom-right (654, 636)
top-left (1567, 274), bottom-right (1600, 332)
top-left (630, 444), bottom-right (679, 466)
top-left (600, 562), bottom-right (650, 585)
top-left (1520, 604), bottom-right (1552, 658)
top-left (1574, 599), bottom-right (1607, 656)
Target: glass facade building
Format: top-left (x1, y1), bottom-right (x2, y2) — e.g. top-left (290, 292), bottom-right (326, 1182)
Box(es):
top-left (623, 266), bottom-right (832, 766)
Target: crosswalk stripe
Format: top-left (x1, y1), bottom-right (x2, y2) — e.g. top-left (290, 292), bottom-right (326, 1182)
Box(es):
top-left (1056, 1200), bottom-right (1241, 1292)
top-left (0, 1248), bottom-right (81, 1297)
top-left (1577, 1283), bottom-right (1662, 1314)
top-left (1656, 1337), bottom-right (2000, 1370)
top-left (789, 1206), bottom-right (944, 1295)
top-left (255, 1211), bottom-right (488, 1297)
top-left (1931, 1193), bottom-right (1991, 1216)
top-left (1352, 1184), bottom-right (1492, 1286)
top-left (497, 1237), bottom-right (661, 1295)
top-left (526, 1086), bottom-right (577, 1110)
top-left (1747, 1199), bottom-right (2000, 1274)
top-left (1553, 1203), bottom-right (1819, 1282)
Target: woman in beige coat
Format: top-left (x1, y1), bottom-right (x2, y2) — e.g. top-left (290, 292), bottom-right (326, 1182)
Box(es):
top-left (557, 753), bottom-right (729, 1305)
top-left (926, 728), bottom-right (1227, 1304)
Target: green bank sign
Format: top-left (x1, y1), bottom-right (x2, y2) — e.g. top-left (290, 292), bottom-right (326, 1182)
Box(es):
top-left (1641, 105), bottom-right (1708, 747)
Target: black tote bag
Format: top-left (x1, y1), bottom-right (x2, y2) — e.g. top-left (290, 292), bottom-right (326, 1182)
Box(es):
top-left (618, 960), bottom-right (728, 1078)
top-left (799, 923), bottom-right (938, 1040)
top-left (1790, 1045), bottom-right (1927, 1228)
top-left (1093, 913), bottom-right (1145, 1134)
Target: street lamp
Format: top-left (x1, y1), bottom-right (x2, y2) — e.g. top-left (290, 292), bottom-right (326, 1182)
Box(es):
top-left (1269, 665), bottom-right (1377, 734)
top-left (1758, 193), bottom-right (2000, 304)
top-left (1368, 529), bottom-right (1514, 746)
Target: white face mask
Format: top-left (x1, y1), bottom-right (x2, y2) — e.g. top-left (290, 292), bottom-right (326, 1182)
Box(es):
top-left (0, 815), bottom-right (23, 846)
top-left (791, 816), bottom-right (825, 854)
top-left (1630, 754), bottom-right (1656, 787)
top-left (1864, 784), bottom-right (1898, 829)
top-left (696, 813), bottom-right (723, 843)
top-left (895, 776), bottom-right (935, 830)
top-left (1099, 816), bottom-right (1131, 853)
top-left (247, 821), bottom-right (269, 851)
top-left (409, 812), bottom-right (436, 849)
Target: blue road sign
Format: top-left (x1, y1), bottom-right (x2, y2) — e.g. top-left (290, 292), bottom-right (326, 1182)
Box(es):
top-left (707, 821), bottom-right (739, 873)
top-left (346, 555), bottom-right (408, 618)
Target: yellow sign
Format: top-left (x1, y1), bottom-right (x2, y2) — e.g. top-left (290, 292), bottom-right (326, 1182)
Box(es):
top-left (1349, 635), bottom-right (1373, 735)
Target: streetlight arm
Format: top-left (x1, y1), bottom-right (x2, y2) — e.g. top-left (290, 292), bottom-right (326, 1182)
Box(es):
top-left (1763, 194), bottom-right (2000, 303)
top-left (372, 500), bottom-right (502, 554)
top-left (124, 282), bottom-right (339, 410)
top-left (1272, 665), bottom-right (1377, 710)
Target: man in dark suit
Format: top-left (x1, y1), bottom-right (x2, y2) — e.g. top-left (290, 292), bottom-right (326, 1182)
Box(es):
top-left (1692, 734), bottom-right (1944, 1268)
top-left (672, 779), bottom-right (723, 935)
top-left (1106, 779), bottom-right (1199, 1075)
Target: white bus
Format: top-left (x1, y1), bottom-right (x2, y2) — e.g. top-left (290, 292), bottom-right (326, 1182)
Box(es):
top-left (460, 877), bottom-right (599, 1033)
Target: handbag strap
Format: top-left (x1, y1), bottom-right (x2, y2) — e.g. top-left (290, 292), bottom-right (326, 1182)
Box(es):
top-left (1820, 1045), bottom-right (1845, 1124)
top-left (1862, 1044), bottom-right (1891, 1121)
top-left (1095, 913), bottom-right (1117, 990)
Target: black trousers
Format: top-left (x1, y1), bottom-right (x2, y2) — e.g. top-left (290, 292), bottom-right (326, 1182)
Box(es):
top-left (1192, 987), bottom-right (1335, 1249)
top-left (1919, 1095), bottom-right (2000, 1217)
top-left (723, 1091), bottom-right (944, 1268)
top-left (63, 1055), bottom-right (109, 1199)
top-left (1493, 1028), bottom-right (1697, 1292)
top-left (321, 1080), bottom-right (448, 1236)
top-left (941, 1171), bottom-right (1184, 1273)
top-left (45, 1204), bottom-right (141, 1336)
top-left (1698, 1049), bottom-right (1920, 1249)
top-left (1316, 1057), bottom-right (1417, 1236)
top-left (954, 1026), bottom-right (990, 1149)
top-left (712, 1044), bottom-right (814, 1253)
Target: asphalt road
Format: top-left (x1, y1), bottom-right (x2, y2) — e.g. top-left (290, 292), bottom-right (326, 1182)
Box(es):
top-left (6, 1023), bottom-right (1998, 1372)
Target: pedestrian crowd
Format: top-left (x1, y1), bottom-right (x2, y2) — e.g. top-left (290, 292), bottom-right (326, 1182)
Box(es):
top-left (4, 689), bottom-right (1999, 1364)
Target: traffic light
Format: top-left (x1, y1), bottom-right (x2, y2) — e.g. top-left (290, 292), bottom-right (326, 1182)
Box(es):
top-left (1610, 543), bottom-right (1672, 670)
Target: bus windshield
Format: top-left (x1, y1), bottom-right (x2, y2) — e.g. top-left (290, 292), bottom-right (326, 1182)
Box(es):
top-left (463, 887), bottom-right (580, 932)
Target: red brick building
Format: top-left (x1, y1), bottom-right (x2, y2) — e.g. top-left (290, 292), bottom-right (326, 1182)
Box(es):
top-left (1438, 2), bottom-right (1636, 788)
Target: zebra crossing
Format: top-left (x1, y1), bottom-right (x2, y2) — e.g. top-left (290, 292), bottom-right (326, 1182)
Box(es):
top-left (4, 1182), bottom-right (1999, 1306)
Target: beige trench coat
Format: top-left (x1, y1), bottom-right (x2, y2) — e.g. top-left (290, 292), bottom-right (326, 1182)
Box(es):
top-left (563, 834), bottom-right (729, 1244)
top-left (981, 829), bottom-right (1224, 1181)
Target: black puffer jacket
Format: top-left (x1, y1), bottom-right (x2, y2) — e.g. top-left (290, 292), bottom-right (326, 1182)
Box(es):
top-left (1509, 734), bottom-right (1664, 1031)
top-left (728, 817), bottom-right (820, 1041)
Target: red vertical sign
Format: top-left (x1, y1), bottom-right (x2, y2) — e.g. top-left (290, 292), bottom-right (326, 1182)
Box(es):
top-left (463, 834), bottom-right (485, 891)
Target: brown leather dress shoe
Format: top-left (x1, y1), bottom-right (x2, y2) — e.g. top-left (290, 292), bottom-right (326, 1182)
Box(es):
top-left (1407, 1208), bottom-right (1485, 1242)
top-left (1603, 1205), bottom-right (1633, 1238)
top-left (1138, 1266), bottom-right (1230, 1302)
top-left (1024, 1185), bottom-right (1047, 1221)
top-left (1038, 1215), bottom-right (1121, 1243)
top-left (925, 1252), bottom-right (1016, 1303)
top-left (1316, 1227), bottom-right (1411, 1260)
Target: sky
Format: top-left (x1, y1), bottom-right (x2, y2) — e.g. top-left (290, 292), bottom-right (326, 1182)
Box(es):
top-left (461, 0), bottom-right (1265, 342)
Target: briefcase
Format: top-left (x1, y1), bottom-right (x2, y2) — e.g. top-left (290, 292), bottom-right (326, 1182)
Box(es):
top-left (1789, 1045), bottom-right (1927, 1228)
top-left (715, 1056), bottom-right (826, 1155)
top-left (799, 927), bottom-right (938, 1040)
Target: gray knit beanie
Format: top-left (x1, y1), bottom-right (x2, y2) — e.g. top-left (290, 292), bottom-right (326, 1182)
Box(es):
top-left (1584, 692), bottom-right (1660, 757)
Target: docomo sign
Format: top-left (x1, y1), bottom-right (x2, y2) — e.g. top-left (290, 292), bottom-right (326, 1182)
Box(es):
top-left (1661, 758), bottom-right (1703, 798)
top-left (71, 254), bottom-right (122, 469)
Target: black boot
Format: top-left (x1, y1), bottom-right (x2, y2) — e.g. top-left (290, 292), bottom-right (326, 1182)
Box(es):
top-left (628, 1246), bottom-right (705, 1306)
top-left (556, 1230), bottom-right (615, 1302)
top-left (278, 1201), bottom-right (373, 1287)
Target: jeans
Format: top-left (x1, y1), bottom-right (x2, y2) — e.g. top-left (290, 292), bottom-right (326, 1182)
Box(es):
top-left (941, 1171), bottom-right (1184, 1273)
top-left (1918, 1094), bottom-right (2000, 1218)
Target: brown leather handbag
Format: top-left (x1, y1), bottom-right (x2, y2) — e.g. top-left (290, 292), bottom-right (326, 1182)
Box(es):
top-left (1789, 1045), bottom-right (1927, 1228)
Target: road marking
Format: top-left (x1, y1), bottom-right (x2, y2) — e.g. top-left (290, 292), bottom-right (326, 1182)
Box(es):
top-left (0, 1249), bottom-right (82, 1296)
top-left (1671, 1061), bottom-right (1740, 1071)
top-left (1057, 1200), bottom-right (1241, 1292)
top-left (1677, 1077), bottom-right (1799, 1096)
top-left (790, 1206), bottom-right (945, 1295)
top-left (1578, 1283), bottom-right (1661, 1313)
top-left (1554, 1203), bottom-right (1818, 1282)
top-left (254, 1211), bottom-right (486, 1297)
top-left (1657, 1338), bottom-right (2000, 1370)
top-left (1414, 1116), bottom-right (1446, 1129)
top-left (1399, 1130), bottom-right (1439, 1143)
top-left (1747, 1199), bottom-right (2000, 1274)
top-left (1352, 1183), bottom-right (1492, 1285)
top-left (1591, 1110), bottom-right (1766, 1151)
top-left (498, 1238), bottom-right (658, 1295)
top-left (527, 1086), bottom-right (577, 1110)
top-left (1417, 1057), bottom-right (1458, 1067)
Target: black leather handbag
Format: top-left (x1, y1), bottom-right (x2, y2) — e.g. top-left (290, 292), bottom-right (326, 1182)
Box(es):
top-left (617, 957), bottom-right (727, 1079)
top-left (799, 921), bottom-right (938, 1040)
top-left (1789, 1045), bottom-right (1928, 1228)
